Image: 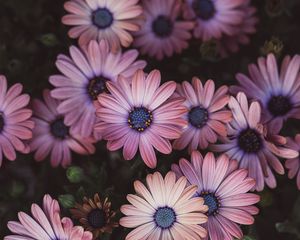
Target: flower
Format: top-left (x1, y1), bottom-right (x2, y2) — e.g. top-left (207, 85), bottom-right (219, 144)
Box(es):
top-left (182, 0), bottom-right (245, 41)
top-left (173, 78), bottom-right (232, 153)
top-left (119, 171), bottom-right (208, 240)
top-left (62, 0), bottom-right (142, 51)
top-left (211, 92), bottom-right (298, 191)
top-left (70, 194), bottom-right (118, 239)
top-left (133, 0), bottom-right (194, 60)
top-left (232, 53), bottom-right (300, 131)
top-left (216, 0), bottom-right (258, 58)
top-left (5, 194), bottom-right (93, 240)
top-left (94, 69), bottom-right (187, 168)
top-left (49, 40), bottom-right (146, 138)
top-left (171, 151), bottom-right (260, 240)
top-left (285, 135), bottom-right (300, 190)
top-left (30, 89), bottom-right (95, 168)
top-left (0, 75), bottom-right (34, 166)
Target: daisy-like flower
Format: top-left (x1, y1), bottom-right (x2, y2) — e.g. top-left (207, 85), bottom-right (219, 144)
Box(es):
top-left (182, 0), bottom-right (245, 41)
top-left (211, 92), bottom-right (298, 191)
top-left (232, 53), bottom-right (300, 131)
top-left (94, 69), bottom-right (187, 168)
top-left (173, 78), bottom-right (232, 153)
top-left (49, 40), bottom-right (146, 138)
top-left (62, 0), bottom-right (142, 50)
top-left (285, 135), bottom-right (300, 190)
top-left (120, 171), bottom-right (208, 240)
top-left (0, 75), bottom-right (34, 166)
top-left (133, 0), bottom-right (194, 60)
top-left (5, 194), bottom-right (92, 240)
top-left (216, 0), bottom-right (258, 58)
top-left (70, 194), bottom-right (118, 239)
top-left (30, 89), bottom-right (95, 168)
top-left (171, 151), bottom-right (260, 240)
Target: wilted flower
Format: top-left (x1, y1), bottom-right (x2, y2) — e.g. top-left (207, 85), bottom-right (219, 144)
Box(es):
top-left (71, 194), bottom-right (118, 239)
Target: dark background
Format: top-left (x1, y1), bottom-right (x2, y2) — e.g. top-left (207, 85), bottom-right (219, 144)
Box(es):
top-left (0, 0), bottom-right (300, 239)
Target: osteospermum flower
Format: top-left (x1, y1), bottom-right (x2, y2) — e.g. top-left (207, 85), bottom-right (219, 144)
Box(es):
top-left (211, 92), bottom-right (298, 191)
top-left (94, 69), bottom-right (187, 168)
top-left (5, 194), bottom-right (92, 240)
top-left (49, 40), bottom-right (146, 138)
top-left (232, 53), bottom-right (300, 131)
top-left (133, 0), bottom-right (194, 60)
top-left (173, 78), bottom-right (232, 153)
top-left (171, 151), bottom-right (260, 240)
top-left (70, 194), bottom-right (118, 239)
top-left (182, 0), bottom-right (245, 41)
top-left (216, 0), bottom-right (258, 58)
top-left (0, 76), bottom-right (34, 166)
top-left (285, 135), bottom-right (300, 190)
top-left (30, 89), bottom-right (95, 168)
top-left (120, 171), bottom-right (208, 240)
top-left (62, 0), bottom-right (142, 50)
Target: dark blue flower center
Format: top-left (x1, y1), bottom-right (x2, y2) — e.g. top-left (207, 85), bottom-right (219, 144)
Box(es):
top-left (200, 192), bottom-right (219, 216)
top-left (50, 118), bottom-right (69, 139)
top-left (152, 15), bottom-right (174, 38)
top-left (188, 106), bottom-right (209, 128)
top-left (128, 107), bottom-right (153, 132)
top-left (87, 209), bottom-right (106, 228)
top-left (92, 8), bottom-right (114, 29)
top-left (88, 76), bottom-right (110, 100)
top-left (267, 95), bottom-right (292, 117)
top-left (154, 207), bottom-right (176, 229)
top-left (238, 128), bottom-right (262, 153)
top-left (0, 112), bottom-right (4, 133)
top-left (192, 0), bottom-right (216, 20)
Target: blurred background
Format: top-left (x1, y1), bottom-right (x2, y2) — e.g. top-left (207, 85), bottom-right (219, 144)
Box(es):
top-left (0, 0), bottom-right (300, 239)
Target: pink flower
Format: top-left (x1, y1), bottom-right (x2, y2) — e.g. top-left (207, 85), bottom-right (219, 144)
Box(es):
top-left (172, 151), bottom-right (260, 240)
top-left (285, 134), bottom-right (300, 190)
top-left (133, 0), bottom-right (194, 60)
top-left (62, 0), bottom-right (142, 51)
top-left (49, 40), bottom-right (146, 138)
top-left (30, 90), bottom-right (95, 168)
top-left (211, 92), bottom-right (298, 191)
top-left (173, 78), bottom-right (232, 153)
top-left (232, 53), bottom-right (300, 132)
top-left (0, 75), bottom-right (34, 166)
top-left (94, 69), bottom-right (187, 168)
top-left (216, 0), bottom-right (258, 58)
top-left (119, 171), bottom-right (208, 240)
top-left (5, 194), bottom-right (92, 240)
top-left (182, 0), bottom-right (245, 41)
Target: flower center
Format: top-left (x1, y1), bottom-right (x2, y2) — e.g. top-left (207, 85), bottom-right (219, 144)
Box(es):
top-left (152, 15), bottom-right (174, 38)
top-left (92, 8), bottom-right (114, 29)
top-left (200, 192), bottom-right (219, 216)
top-left (267, 95), bottom-right (292, 117)
top-left (87, 76), bottom-right (110, 100)
top-left (238, 128), bottom-right (263, 153)
top-left (50, 118), bottom-right (69, 139)
top-left (0, 112), bottom-right (5, 133)
top-left (87, 209), bottom-right (106, 228)
top-left (154, 207), bottom-right (176, 229)
top-left (128, 107), bottom-right (153, 132)
top-left (188, 106), bottom-right (209, 128)
top-left (192, 0), bottom-right (216, 20)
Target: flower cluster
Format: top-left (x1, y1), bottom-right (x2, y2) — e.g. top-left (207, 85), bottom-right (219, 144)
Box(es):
top-left (2, 0), bottom-right (300, 240)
